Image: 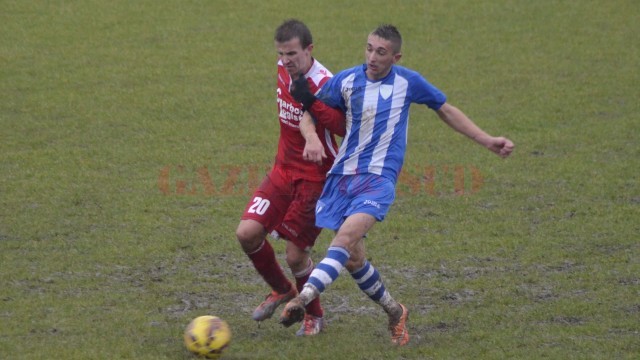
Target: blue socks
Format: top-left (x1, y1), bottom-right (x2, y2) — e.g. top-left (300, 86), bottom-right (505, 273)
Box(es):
top-left (307, 246), bottom-right (350, 293)
top-left (301, 247), bottom-right (394, 313)
top-left (350, 260), bottom-right (386, 301)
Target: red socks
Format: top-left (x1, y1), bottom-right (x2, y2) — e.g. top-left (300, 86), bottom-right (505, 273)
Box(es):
top-left (248, 240), bottom-right (323, 318)
top-left (294, 258), bottom-right (324, 318)
top-left (246, 240), bottom-right (291, 294)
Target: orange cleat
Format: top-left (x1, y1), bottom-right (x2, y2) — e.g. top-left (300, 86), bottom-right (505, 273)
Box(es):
top-left (389, 303), bottom-right (409, 346)
top-left (252, 286), bottom-right (298, 321)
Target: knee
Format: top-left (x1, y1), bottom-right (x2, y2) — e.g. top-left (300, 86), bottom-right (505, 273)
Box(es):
top-left (285, 246), bottom-right (308, 272)
top-left (342, 240), bottom-right (366, 272)
top-left (235, 222), bottom-right (264, 253)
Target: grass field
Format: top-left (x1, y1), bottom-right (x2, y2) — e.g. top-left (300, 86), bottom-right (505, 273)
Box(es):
top-left (1, 0), bottom-right (639, 359)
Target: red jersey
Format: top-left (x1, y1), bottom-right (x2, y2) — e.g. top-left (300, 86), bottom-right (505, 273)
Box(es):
top-left (274, 58), bottom-right (345, 182)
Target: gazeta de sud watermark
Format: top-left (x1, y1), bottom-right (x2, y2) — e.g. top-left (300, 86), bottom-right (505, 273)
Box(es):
top-left (158, 164), bottom-right (484, 197)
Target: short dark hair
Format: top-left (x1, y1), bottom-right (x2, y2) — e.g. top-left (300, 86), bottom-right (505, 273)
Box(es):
top-left (371, 24), bottom-right (402, 53)
top-left (274, 19), bottom-right (313, 49)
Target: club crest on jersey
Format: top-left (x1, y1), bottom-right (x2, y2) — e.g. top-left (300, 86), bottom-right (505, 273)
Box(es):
top-left (379, 85), bottom-right (393, 100)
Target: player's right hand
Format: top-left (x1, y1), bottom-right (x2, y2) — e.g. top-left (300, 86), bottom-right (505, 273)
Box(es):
top-left (487, 137), bottom-right (515, 158)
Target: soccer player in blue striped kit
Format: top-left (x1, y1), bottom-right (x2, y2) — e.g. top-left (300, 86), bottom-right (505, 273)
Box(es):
top-left (280, 24), bottom-right (515, 345)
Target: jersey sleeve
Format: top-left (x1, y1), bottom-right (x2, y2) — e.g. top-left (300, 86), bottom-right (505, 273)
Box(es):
top-left (408, 71), bottom-right (447, 110)
top-left (316, 75), bottom-right (347, 111)
top-left (307, 72), bottom-right (346, 137)
top-left (308, 99), bottom-right (346, 137)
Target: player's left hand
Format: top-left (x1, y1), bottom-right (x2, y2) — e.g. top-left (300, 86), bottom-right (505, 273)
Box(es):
top-left (303, 136), bottom-right (327, 165)
top-left (487, 137), bottom-right (515, 158)
top-left (291, 75), bottom-right (316, 111)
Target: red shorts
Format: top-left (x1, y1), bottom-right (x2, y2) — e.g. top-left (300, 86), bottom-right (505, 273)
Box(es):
top-left (241, 166), bottom-right (324, 251)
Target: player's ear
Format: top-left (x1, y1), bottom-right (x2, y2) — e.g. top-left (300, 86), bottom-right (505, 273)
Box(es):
top-left (393, 52), bottom-right (402, 63)
top-left (306, 43), bottom-right (314, 52)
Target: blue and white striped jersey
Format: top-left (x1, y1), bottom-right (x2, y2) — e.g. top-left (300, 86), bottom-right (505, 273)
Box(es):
top-left (316, 64), bottom-right (447, 184)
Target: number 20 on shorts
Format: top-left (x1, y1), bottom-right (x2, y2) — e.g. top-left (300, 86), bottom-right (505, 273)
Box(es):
top-left (248, 197), bottom-right (270, 215)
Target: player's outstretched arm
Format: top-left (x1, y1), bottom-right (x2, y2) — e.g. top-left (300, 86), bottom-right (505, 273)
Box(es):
top-left (300, 111), bottom-right (327, 165)
top-left (436, 103), bottom-right (514, 158)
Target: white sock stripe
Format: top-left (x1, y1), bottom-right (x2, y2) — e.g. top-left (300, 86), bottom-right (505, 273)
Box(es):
top-left (293, 258), bottom-right (314, 278)
top-left (305, 246), bottom-right (349, 297)
top-left (310, 268), bottom-right (334, 287)
top-left (363, 281), bottom-right (383, 296)
top-left (320, 257), bottom-right (345, 271)
top-left (328, 246), bottom-right (350, 259)
top-left (354, 265), bottom-right (376, 284)
top-left (246, 239), bottom-right (265, 255)
top-left (379, 291), bottom-right (394, 310)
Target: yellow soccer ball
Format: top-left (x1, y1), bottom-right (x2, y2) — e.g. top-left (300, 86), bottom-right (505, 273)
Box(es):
top-left (183, 315), bottom-right (231, 359)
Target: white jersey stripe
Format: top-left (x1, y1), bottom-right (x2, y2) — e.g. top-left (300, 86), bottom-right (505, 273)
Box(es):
top-left (316, 64), bottom-right (447, 184)
top-left (324, 128), bottom-right (338, 158)
top-left (344, 81), bottom-right (379, 173)
top-left (368, 76), bottom-right (408, 174)
top-left (332, 74), bottom-right (356, 167)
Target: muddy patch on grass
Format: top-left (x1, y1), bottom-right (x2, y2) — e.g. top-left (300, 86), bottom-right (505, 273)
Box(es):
top-left (408, 320), bottom-right (466, 346)
top-left (622, 304), bottom-right (640, 315)
top-left (517, 283), bottom-right (558, 302)
top-left (550, 315), bottom-right (584, 326)
top-left (431, 320), bottom-right (464, 333)
top-left (536, 260), bottom-right (584, 273)
top-left (440, 289), bottom-right (477, 304)
top-left (165, 290), bottom-right (257, 319)
top-left (618, 277), bottom-right (639, 286)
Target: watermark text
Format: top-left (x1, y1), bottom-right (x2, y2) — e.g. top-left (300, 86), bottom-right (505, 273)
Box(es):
top-left (157, 164), bottom-right (484, 197)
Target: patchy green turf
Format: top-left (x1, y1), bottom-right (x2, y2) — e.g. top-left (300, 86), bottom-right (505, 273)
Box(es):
top-left (1, 0), bottom-right (638, 359)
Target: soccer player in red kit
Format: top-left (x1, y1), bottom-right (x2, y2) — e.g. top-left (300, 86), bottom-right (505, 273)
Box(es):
top-left (235, 19), bottom-right (345, 336)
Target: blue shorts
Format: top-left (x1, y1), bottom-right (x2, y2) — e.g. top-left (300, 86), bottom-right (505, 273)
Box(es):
top-left (315, 173), bottom-right (396, 231)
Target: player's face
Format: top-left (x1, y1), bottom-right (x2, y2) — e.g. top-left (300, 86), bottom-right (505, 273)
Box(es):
top-left (365, 34), bottom-right (401, 81)
top-left (276, 37), bottom-right (313, 78)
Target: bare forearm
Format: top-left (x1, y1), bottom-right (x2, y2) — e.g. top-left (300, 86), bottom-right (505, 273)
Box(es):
top-left (300, 111), bottom-right (327, 164)
top-left (436, 102), bottom-right (515, 158)
top-left (436, 103), bottom-right (491, 146)
top-left (300, 111), bottom-right (320, 142)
